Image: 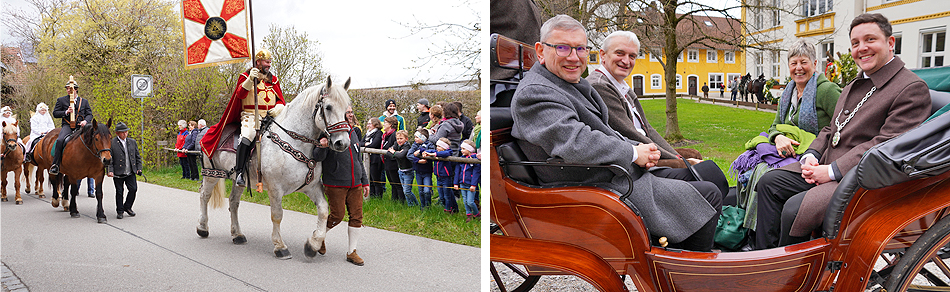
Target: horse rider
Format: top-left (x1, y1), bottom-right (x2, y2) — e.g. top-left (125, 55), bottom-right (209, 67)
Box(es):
top-left (50, 76), bottom-right (93, 175)
top-left (200, 49), bottom-right (285, 187)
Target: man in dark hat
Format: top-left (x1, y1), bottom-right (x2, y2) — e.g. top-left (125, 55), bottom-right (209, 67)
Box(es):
top-left (377, 99), bottom-right (405, 131)
top-left (107, 122), bottom-right (142, 219)
top-left (415, 98), bottom-right (430, 131)
top-left (50, 75), bottom-right (93, 175)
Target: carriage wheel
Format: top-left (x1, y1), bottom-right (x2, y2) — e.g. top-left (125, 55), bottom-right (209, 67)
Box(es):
top-left (883, 214), bottom-right (950, 291)
top-left (489, 223), bottom-right (541, 292)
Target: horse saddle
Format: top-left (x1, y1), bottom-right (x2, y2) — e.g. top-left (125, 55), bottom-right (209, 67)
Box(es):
top-left (217, 123), bottom-right (242, 153)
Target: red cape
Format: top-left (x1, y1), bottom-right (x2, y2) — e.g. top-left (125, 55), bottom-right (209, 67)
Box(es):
top-left (201, 71), bottom-right (284, 157)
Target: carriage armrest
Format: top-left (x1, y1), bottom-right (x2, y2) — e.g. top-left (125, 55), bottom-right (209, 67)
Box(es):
top-left (930, 89), bottom-right (950, 117)
top-left (490, 107), bottom-right (514, 131)
top-left (824, 101), bottom-right (950, 238)
top-left (490, 33), bottom-right (537, 74)
top-left (496, 141), bottom-right (635, 198)
top-left (490, 235), bottom-right (629, 292)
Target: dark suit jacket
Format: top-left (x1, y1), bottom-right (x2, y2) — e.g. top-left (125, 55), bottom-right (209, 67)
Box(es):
top-left (587, 69), bottom-right (680, 159)
top-left (782, 56), bottom-right (931, 236)
top-left (52, 95), bottom-right (93, 128)
top-left (511, 64), bottom-right (716, 243)
top-left (108, 137), bottom-right (142, 177)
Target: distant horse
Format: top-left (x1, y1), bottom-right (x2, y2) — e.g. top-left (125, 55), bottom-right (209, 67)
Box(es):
top-left (22, 136), bottom-right (47, 198)
top-left (197, 76), bottom-right (352, 259)
top-left (739, 74), bottom-right (751, 102)
top-left (32, 119), bottom-right (113, 222)
top-left (1, 120), bottom-right (24, 204)
top-left (750, 78), bottom-right (766, 103)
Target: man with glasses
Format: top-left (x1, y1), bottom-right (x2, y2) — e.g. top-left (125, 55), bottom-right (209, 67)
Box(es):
top-left (510, 15), bottom-right (721, 251)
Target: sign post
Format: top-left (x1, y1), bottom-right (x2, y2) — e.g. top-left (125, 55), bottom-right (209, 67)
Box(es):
top-left (131, 74), bottom-right (153, 160)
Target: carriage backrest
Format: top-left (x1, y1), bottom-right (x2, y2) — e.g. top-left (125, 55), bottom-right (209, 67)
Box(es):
top-left (490, 33), bottom-right (537, 76)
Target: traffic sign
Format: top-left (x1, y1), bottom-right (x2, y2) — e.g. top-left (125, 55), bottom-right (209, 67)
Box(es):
top-left (132, 74), bottom-right (152, 97)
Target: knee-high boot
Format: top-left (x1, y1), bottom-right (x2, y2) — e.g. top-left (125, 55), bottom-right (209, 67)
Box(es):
top-left (233, 138), bottom-right (251, 187)
top-left (50, 138), bottom-right (66, 175)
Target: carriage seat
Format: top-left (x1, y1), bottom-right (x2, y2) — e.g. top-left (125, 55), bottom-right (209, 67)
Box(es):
top-left (823, 89), bottom-right (950, 238)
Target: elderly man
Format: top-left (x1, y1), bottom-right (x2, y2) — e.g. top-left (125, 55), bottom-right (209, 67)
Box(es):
top-left (107, 122), bottom-right (142, 219)
top-left (50, 76), bottom-right (93, 175)
top-left (588, 30), bottom-right (729, 197)
top-left (201, 49), bottom-right (285, 187)
top-left (510, 15), bottom-right (721, 251)
top-left (754, 13), bottom-right (931, 249)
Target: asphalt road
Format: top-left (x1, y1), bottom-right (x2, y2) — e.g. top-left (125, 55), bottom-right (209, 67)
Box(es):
top-left (1, 171), bottom-right (480, 291)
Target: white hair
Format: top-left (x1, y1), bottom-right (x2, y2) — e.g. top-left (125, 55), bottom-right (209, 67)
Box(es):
top-left (177, 120), bottom-right (187, 127)
top-left (198, 119), bottom-right (206, 126)
top-left (539, 15), bottom-right (587, 42)
top-left (602, 31), bottom-right (640, 55)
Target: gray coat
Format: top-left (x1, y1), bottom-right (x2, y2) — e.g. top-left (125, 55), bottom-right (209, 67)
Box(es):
top-left (511, 65), bottom-right (716, 243)
top-left (587, 69), bottom-right (680, 159)
top-left (781, 56), bottom-right (931, 236)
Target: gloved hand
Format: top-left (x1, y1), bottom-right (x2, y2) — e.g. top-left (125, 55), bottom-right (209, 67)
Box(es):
top-left (242, 71), bottom-right (257, 90)
top-left (249, 67), bottom-right (265, 80)
top-left (267, 104), bottom-right (285, 117)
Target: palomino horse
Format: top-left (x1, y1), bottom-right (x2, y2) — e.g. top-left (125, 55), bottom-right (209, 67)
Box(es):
top-left (32, 119), bottom-right (113, 222)
top-left (197, 76), bottom-right (352, 259)
top-left (22, 136), bottom-right (47, 198)
top-left (1, 120), bottom-right (24, 204)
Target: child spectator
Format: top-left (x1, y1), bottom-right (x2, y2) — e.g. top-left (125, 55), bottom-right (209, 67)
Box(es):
top-left (381, 116), bottom-right (404, 202)
top-left (425, 137), bottom-right (458, 213)
top-left (388, 130), bottom-right (417, 207)
top-left (407, 129), bottom-right (434, 209)
top-left (454, 140), bottom-right (480, 222)
top-left (428, 102), bottom-right (463, 155)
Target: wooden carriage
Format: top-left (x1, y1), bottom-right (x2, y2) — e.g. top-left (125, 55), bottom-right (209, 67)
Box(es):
top-left (489, 33), bottom-right (950, 292)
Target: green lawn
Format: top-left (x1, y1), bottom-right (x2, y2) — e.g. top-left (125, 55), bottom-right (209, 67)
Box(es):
top-left (142, 166), bottom-right (479, 247)
top-left (639, 98), bottom-right (777, 186)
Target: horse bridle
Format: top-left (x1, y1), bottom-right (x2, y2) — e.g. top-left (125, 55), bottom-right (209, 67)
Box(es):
top-left (78, 130), bottom-right (111, 159)
top-left (3, 138), bottom-right (17, 155)
top-left (313, 86), bottom-right (351, 138)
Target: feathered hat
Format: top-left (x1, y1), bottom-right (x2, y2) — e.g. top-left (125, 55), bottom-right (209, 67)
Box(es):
top-left (65, 75), bottom-right (79, 89)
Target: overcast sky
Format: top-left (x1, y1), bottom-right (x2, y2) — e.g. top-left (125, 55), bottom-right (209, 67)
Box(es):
top-left (1, 0), bottom-right (481, 89)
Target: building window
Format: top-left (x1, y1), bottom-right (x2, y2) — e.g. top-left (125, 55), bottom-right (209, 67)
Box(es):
top-left (638, 50), bottom-right (645, 59)
top-left (921, 30), bottom-right (946, 68)
top-left (650, 52), bottom-right (660, 62)
top-left (676, 51), bottom-right (683, 62)
top-left (753, 8), bottom-right (763, 30)
top-left (651, 74), bottom-right (662, 89)
top-left (727, 73), bottom-right (742, 88)
top-left (687, 49), bottom-right (699, 62)
top-left (754, 51), bottom-right (764, 78)
top-left (818, 42), bottom-right (834, 69)
top-left (803, 0), bottom-right (833, 17)
top-left (771, 51), bottom-right (782, 78)
top-left (709, 73), bottom-right (724, 90)
top-left (707, 50), bottom-right (718, 63)
top-left (676, 74), bottom-right (682, 89)
top-left (724, 51), bottom-right (735, 63)
top-left (771, 0), bottom-right (781, 27)
top-left (894, 34), bottom-right (902, 56)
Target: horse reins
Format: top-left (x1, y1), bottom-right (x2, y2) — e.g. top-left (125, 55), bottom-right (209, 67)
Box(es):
top-left (78, 129), bottom-right (111, 160)
top-left (314, 86), bottom-right (352, 138)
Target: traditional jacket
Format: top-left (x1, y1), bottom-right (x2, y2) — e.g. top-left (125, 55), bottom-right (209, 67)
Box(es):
top-left (201, 69), bottom-right (285, 157)
top-left (512, 64), bottom-right (715, 243)
top-left (587, 69), bottom-right (679, 159)
top-left (313, 128), bottom-right (368, 188)
top-left (52, 95), bottom-right (93, 129)
top-left (781, 56), bottom-right (931, 236)
top-left (108, 137), bottom-right (142, 177)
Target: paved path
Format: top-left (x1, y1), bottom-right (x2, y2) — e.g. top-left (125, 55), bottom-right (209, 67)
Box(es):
top-left (1, 172), bottom-right (480, 291)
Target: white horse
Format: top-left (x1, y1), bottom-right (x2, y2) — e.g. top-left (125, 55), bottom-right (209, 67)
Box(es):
top-left (197, 76), bottom-right (352, 259)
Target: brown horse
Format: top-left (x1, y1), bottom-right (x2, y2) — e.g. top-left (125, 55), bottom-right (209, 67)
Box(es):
top-left (22, 136), bottom-right (46, 198)
top-left (33, 119), bottom-right (112, 222)
top-left (1, 120), bottom-right (24, 204)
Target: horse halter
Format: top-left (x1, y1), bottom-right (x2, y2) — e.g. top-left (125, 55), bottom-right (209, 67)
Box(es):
top-left (314, 86), bottom-right (352, 137)
top-left (79, 128), bottom-right (111, 160)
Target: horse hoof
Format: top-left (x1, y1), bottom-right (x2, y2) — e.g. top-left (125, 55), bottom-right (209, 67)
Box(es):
top-left (1, 197), bottom-right (7, 202)
top-left (38, 194), bottom-right (45, 198)
top-left (197, 228), bottom-right (209, 238)
top-left (304, 241), bottom-right (318, 258)
top-left (15, 199), bottom-right (22, 205)
top-left (97, 217), bottom-right (107, 224)
top-left (51, 199), bottom-right (59, 208)
top-left (232, 235), bottom-right (247, 244)
top-left (70, 212), bottom-right (80, 218)
top-left (275, 249), bottom-right (292, 260)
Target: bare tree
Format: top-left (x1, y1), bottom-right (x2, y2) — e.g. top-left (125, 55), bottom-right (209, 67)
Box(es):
top-left (260, 24), bottom-right (326, 97)
top-left (398, 0), bottom-right (481, 85)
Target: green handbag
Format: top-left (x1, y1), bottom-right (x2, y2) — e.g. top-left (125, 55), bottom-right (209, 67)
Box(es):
top-left (714, 205), bottom-right (748, 250)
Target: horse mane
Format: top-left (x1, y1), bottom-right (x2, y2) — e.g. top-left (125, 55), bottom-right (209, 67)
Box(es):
top-left (79, 120), bottom-right (112, 141)
top-left (2, 122), bottom-right (16, 135)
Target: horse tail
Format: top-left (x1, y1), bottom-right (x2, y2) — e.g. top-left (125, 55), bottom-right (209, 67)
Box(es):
top-left (209, 178), bottom-right (226, 209)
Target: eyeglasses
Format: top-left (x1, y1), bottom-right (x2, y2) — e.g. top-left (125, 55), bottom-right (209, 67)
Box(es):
top-left (542, 43), bottom-right (591, 58)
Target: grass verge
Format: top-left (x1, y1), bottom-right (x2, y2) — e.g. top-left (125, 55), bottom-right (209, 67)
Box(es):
top-left (141, 166), bottom-right (479, 247)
